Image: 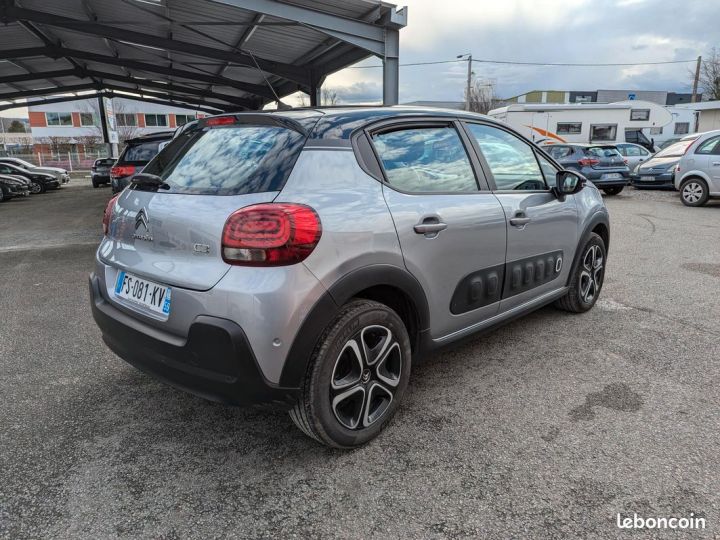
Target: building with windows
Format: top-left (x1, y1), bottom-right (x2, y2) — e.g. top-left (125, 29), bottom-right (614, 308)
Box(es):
top-left (504, 89), bottom-right (700, 106)
top-left (28, 97), bottom-right (206, 155)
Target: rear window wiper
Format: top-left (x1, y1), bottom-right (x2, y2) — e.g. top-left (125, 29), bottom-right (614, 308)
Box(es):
top-left (131, 173), bottom-right (170, 190)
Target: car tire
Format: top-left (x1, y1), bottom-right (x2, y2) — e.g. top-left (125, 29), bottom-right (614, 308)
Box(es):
top-left (554, 232), bottom-right (606, 313)
top-left (92, 178), bottom-right (99, 188)
top-left (29, 182), bottom-right (43, 194)
top-left (0, 187), bottom-right (5, 202)
top-left (602, 186), bottom-right (624, 195)
top-left (679, 178), bottom-right (709, 207)
top-left (290, 299), bottom-right (412, 448)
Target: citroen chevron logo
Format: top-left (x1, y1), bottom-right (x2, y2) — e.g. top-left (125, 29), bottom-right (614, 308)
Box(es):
top-left (133, 209), bottom-right (153, 241)
top-left (135, 209), bottom-right (148, 231)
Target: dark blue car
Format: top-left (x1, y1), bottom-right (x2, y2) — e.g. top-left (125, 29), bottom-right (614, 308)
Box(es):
top-left (544, 143), bottom-right (630, 195)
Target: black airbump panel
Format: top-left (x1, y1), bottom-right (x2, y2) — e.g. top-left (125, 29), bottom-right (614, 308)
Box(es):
top-left (450, 264), bottom-right (505, 314)
top-left (502, 250), bottom-right (564, 299)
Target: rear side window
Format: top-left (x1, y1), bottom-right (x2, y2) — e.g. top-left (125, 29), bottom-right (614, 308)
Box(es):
top-left (547, 146), bottom-right (573, 159)
top-left (695, 136), bottom-right (720, 155)
top-left (586, 147), bottom-right (622, 158)
top-left (122, 141), bottom-right (162, 163)
top-left (372, 126), bottom-right (478, 193)
top-left (142, 124), bottom-right (305, 196)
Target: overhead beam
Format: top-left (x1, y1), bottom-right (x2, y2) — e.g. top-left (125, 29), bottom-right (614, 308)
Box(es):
top-left (0, 46), bottom-right (278, 100)
top-left (4, 6), bottom-right (311, 85)
top-left (0, 69), bottom-right (79, 84)
top-left (0, 83), bottom-right (101, 101)
top-left (100, 83), bottom-right (236, 111)
top-left (207, 0), bottom-right (387, 54)
top-left (0, 90), bottom-right (224, 115)
top-left (81, 69), bottom-right (255, 108)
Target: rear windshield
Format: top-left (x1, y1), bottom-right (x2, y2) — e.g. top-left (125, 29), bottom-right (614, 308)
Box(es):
top-left (95, 158), bottom-right (115, 166)
top-left (655, 139), bottom-right (696, 158)
top-left (585, 146), bottom-right (622, 158)
top-left (141, 124), bottom-right (306, 196)
top-left (121, 141), bottom-right (163, 164)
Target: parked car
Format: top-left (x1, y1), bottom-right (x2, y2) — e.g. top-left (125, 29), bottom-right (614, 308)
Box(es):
top-left (110, 132), bottom-right (174, 193)
top-left (615, 142), bottom-right (652, 171)
top-left (91, 108), bottom-right (610, 448)
top-left (0, 174), bottom-right (30, 201)
top-left (0, 162), bottom-right (59, 193)
top-left (675, 129), bottom-right (720, 206)
top-left (544, 143), bottom-right (630, 195)
top-left (91, 158), bottom-right (115, 188)
top-left (0, 157), bottom-right (70, 185)
top-left (631, 134), bottom-right (700, 189)
top-left (658, 137), bottom-right (681, 150)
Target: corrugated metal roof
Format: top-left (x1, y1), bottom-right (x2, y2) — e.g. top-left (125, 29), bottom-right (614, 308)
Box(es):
top-left (0, 0), bottom-right (405, 112)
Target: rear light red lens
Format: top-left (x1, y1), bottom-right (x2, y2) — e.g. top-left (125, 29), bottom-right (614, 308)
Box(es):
top-left (222, 203), bottom-right (321, 266)
top-left (578, 158), bottom-right (600, 167)
top-left (110, 165), bottom-right (136, 178)
top-left (102, 194), bottom-right (120, 236)
top-left (206, 116), bottom-right (236, 126)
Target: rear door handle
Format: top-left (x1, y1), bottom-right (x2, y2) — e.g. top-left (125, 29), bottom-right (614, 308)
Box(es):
top-left (414, 222), bottom-right (447, 234)
top-left (509, 216), bottom-right (531, 227)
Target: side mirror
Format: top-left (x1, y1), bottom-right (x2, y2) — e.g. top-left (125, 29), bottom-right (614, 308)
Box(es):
top-left (555, 170), bottom-right (586, 198)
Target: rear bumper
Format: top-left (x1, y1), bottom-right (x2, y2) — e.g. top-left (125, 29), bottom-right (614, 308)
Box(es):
top-left (630, 172), bottom-right (675, 187)
top-left (584, 169), bottom-right (630, 187)
top-left (89, 274), bottom-right (300, 408)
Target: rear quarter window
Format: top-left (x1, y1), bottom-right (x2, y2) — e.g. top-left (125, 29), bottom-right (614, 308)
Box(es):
top-left (121, 141), bottom-right (163, 163)
top-left (141, 124), bottom-right (306, 196)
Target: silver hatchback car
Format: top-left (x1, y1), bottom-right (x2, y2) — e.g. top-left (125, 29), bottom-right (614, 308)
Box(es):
top-left (90, 107), bottom-right (610, 448)
top-left (675, 129), bottom-right (720, 206)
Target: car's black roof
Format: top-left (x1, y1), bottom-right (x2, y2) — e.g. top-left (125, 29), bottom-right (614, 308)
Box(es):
top-left (209, 106), bottom-right (501, 141)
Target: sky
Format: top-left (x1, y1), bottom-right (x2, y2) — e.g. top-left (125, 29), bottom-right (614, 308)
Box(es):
top-left (2, 0), bottom-right (717, 116)
top-left (314, 0), bottom-right (719, 105)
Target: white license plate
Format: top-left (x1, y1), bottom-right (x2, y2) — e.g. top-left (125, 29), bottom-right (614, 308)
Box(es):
top-left (114, 271), bottom-right (171, 316)
top-left (640, 176), bottom-right (656, 181)
top-left (601, 173), bottom-right (622, 180)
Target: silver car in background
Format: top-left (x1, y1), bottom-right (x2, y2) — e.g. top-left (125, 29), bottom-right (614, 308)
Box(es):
top-left (675, 129), bottom-right (720, 206)
top-left (0, 156), bottom-right (70, 185)
top-left (90, 107), bottom-right (610, 448)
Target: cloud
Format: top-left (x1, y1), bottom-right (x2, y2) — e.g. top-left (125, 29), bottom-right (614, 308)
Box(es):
top-left (322, 0), bottom-right (716, 103)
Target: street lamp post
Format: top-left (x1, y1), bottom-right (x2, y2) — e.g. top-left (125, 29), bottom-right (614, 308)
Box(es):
top-left (457, 53), bottom-right (473, 111)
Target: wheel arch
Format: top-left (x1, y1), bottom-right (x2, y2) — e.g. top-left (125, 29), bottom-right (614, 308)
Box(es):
top-left (279, 264), bottom-right (430, 388)
top-left (567, 211), bottom-right (610, 287)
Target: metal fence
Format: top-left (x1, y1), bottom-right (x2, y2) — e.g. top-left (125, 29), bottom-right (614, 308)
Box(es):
top-left (3, 149), bottom-right (112, 171)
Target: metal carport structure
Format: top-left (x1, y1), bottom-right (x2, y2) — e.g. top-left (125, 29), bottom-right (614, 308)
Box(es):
top-left (0, 0), bottom-right (407, 116)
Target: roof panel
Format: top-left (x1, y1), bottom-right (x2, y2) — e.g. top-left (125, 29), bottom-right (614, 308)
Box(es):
top-left (0, 0), bottom-right (404, 110)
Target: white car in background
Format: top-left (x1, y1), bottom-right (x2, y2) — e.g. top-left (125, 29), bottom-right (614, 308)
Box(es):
top-left (0, 157), bottom-right (70, 185)
top-left (675, 129), bottom-right (720, 206)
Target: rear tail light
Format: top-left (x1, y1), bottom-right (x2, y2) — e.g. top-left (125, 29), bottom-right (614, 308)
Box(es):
top-left (103, 194), bottom-right (120, 235)
top-left (110, 165), bottom-right (136, 178)
top-left (222, 203), bottom-right (321, 266)
top-left (578, 158), bottom-right (600, 167)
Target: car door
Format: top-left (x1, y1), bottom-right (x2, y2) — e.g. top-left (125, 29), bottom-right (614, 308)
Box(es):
top-left (694, 135), bottom-right (720, 191)
top-left (369, 120), bottom-right (507, 339)
top-left (463, 122), bottom-right (578, 313)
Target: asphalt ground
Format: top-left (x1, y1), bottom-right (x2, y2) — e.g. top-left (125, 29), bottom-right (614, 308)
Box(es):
top-left (1, 179), bottom-right (719, 539)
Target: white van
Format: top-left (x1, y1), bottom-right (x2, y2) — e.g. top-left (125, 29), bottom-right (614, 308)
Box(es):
top-left (488, 100), bottom-right (673, 151)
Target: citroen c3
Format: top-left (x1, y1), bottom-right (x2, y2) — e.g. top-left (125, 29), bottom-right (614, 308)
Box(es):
top-left (90, 107), bottom-right (610, 448)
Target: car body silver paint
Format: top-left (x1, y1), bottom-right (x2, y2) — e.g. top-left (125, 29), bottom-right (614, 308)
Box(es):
top-left (100, 189), bottom-right (277, 291)
top-left (676, 130), bottom-right (720, 195)
top-left (93, 111), bottom-right (611, 391)
top-left (382, 186), bottom-right (507, 338)
top-left (93, 252), bottom-right (327, 384)
top-left (493, 191), bottom-right (578, 312)
top-left (276, 148), bottom-right (405, 286)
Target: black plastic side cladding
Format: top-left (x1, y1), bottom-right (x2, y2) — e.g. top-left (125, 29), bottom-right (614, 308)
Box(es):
top-left (502, 250), bottom-right (564, 299)
top-left (450, 263), bottom-right (505, 314)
